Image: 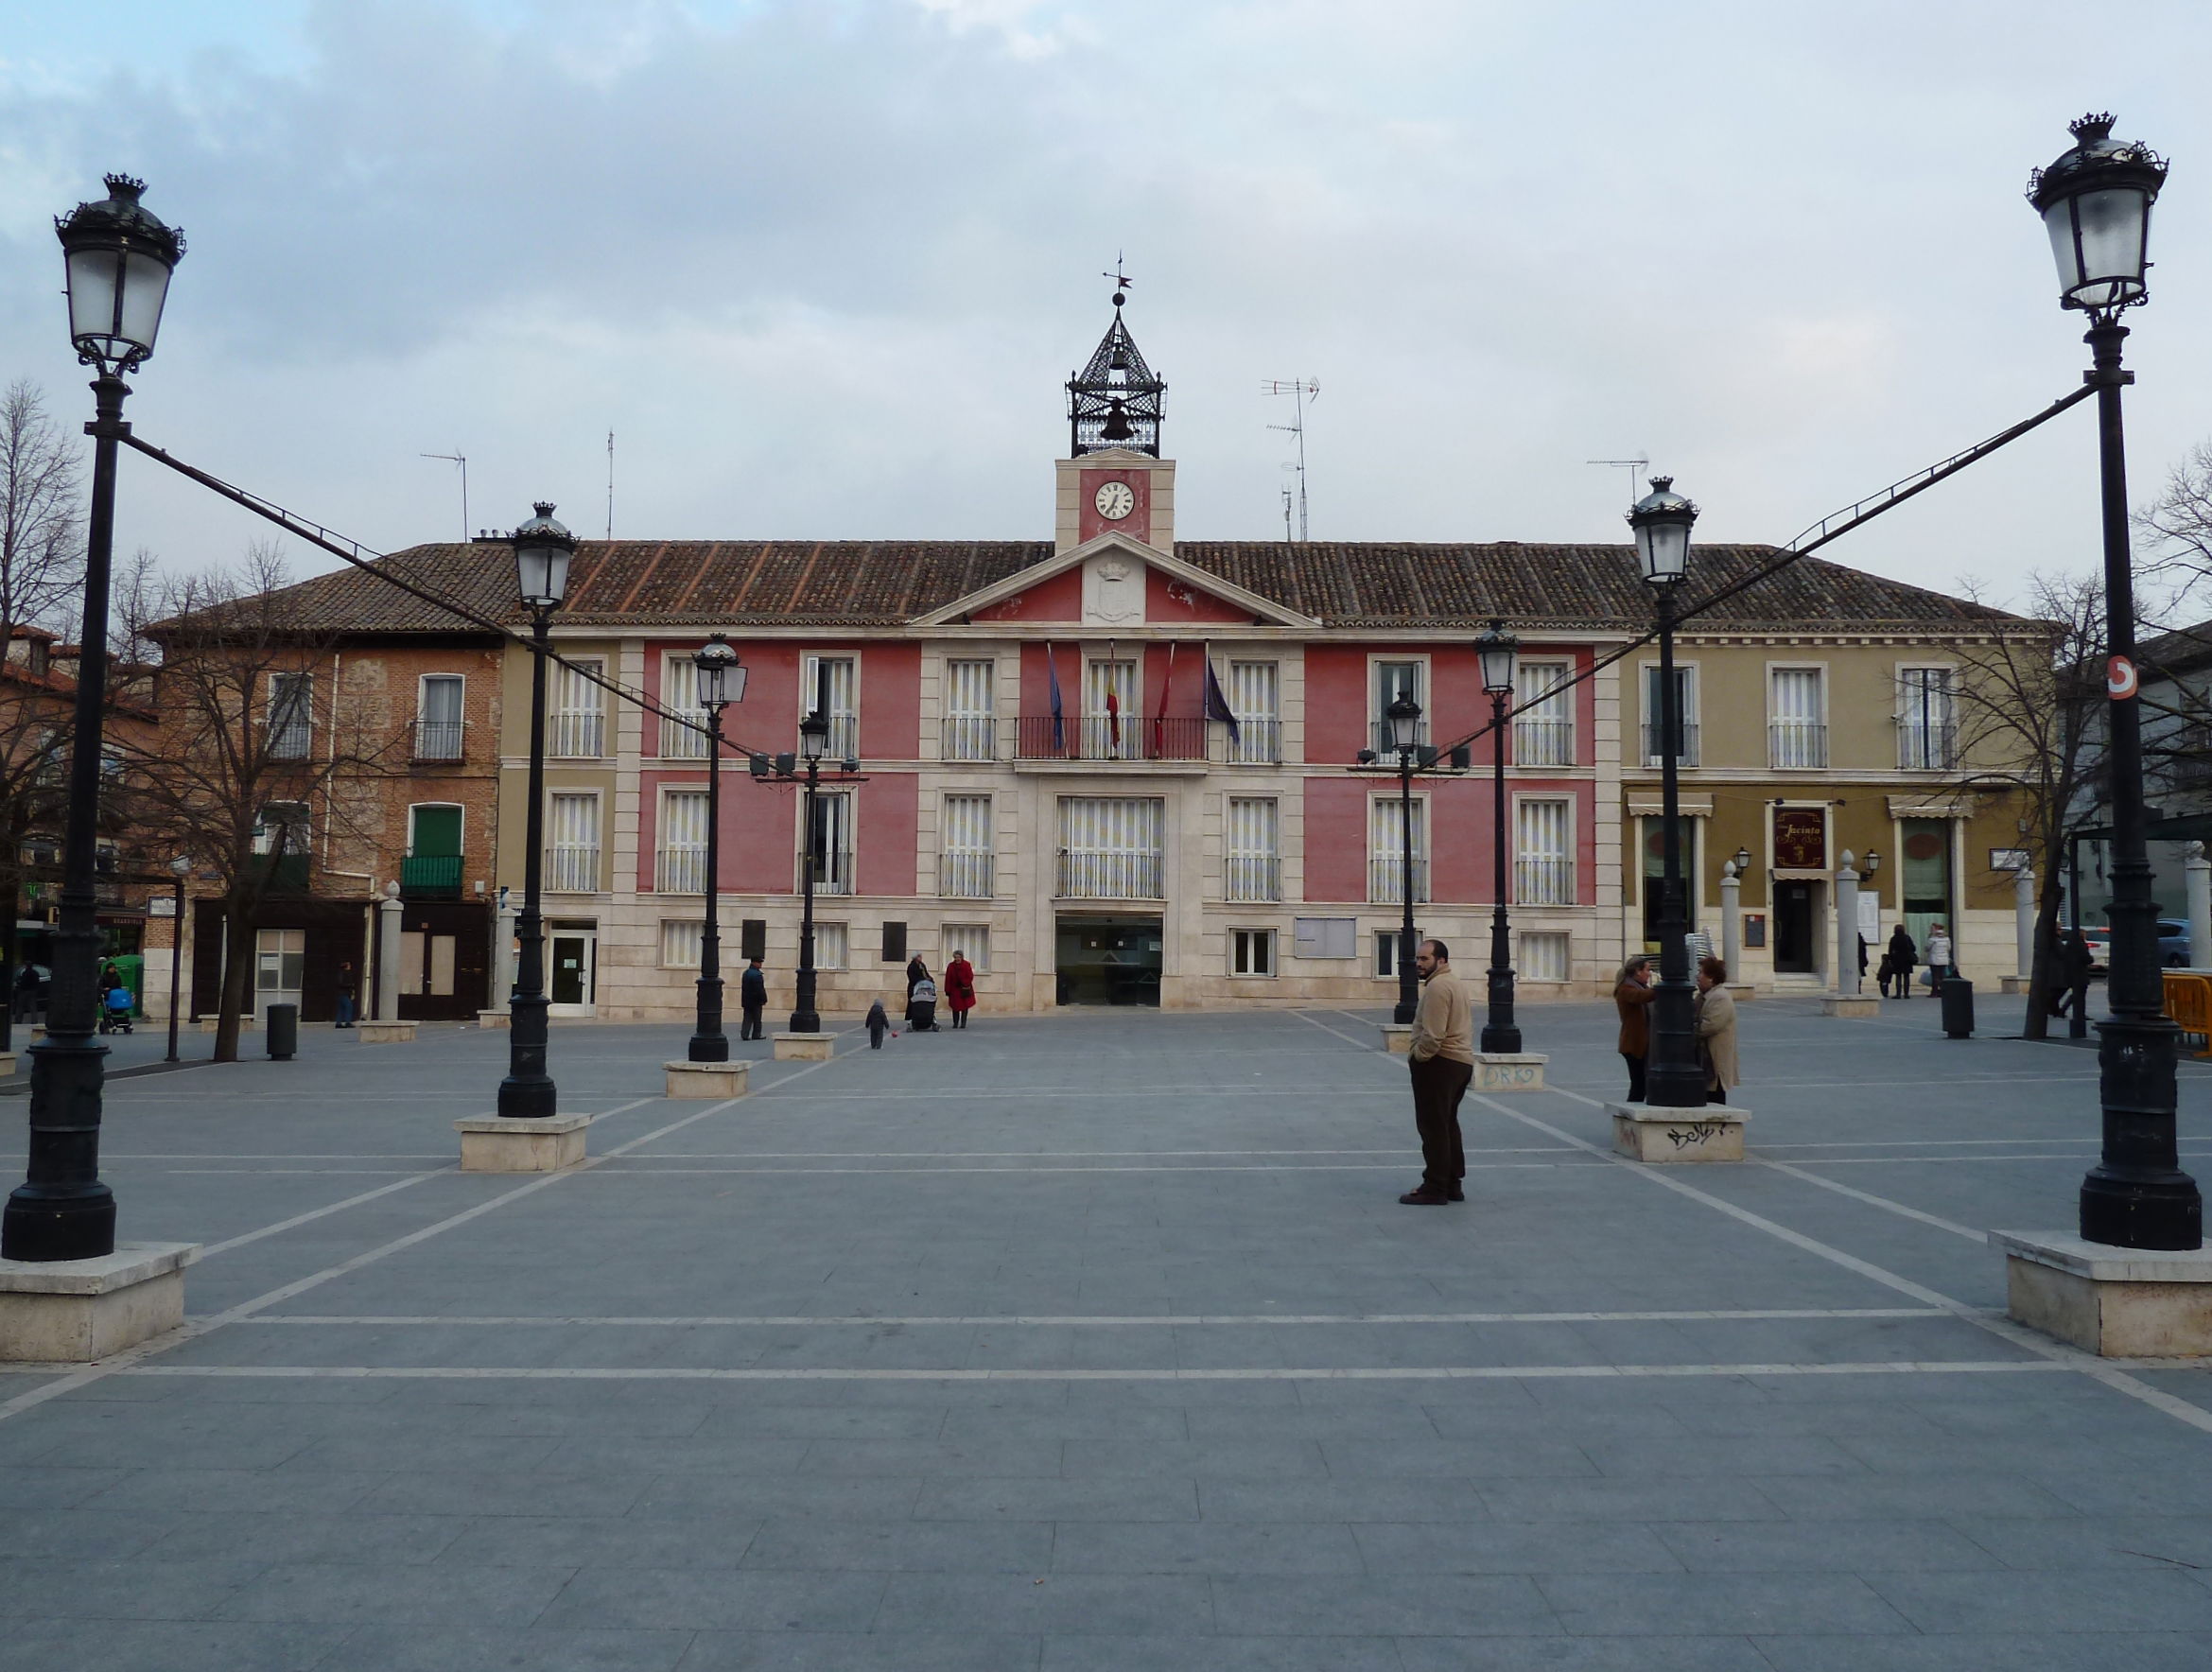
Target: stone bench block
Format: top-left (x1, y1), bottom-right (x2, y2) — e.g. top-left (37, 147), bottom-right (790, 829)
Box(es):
top-left (456, 1114), bottom-right (589, 1173)
top-left (1475, 1053), bottom-right (1547, 1091)
top-left (357, 1021), bottom-right (418, 1044)
top-left (773, 1032), bottom-right (836, 1061)
top-left (665, 1059), bottom-right (750, 1100)
top-left (1993, 1229), bottom-right (2212, 1357)
top-left (1820, 995), bottom-right (1880, 1019)
top-left (1381, 1024), bottom-right (1412, 1055)
top-left (476, 1010), bottom-right (511, 1030)
top-left (1611, 1101), bottom-right (1750, 1164)
top-left (0, 1242), bottom-right (199, 1362)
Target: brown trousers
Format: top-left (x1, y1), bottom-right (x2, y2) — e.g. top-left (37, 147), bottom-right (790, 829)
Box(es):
top-left (1410, 1054), bottom-right (1473, 1191)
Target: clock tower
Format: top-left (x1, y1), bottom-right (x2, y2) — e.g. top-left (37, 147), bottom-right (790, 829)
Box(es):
top-left (1056, 287), bottom-right (1175, 554)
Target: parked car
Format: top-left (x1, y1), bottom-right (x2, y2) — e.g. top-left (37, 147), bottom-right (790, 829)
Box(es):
top-left (2078, 922), bottom-right (2193, 972)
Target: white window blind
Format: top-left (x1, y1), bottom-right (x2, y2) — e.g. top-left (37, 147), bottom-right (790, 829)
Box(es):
top-left (943, 926), bottom-right (989, 973)
top-left (1227, 797), bottom-right (1279, 902)
top-left (802, 655), bottom-right (859, 759)
top-left (550, 660), bottom-right (605, 758)
top-left (657, 790), bottom-right (708, 893)
top-left (940, 793), bottom-right (994, 898)
top-left (1514, 798), bottom-right (1574, 905)
top-left (1770, 668), bottom-right (1826, 768)
top-left (1898, 668), bottom-right (1957, 770)
top-left (807, 790), bottom-right (855, 895)
top-left (1513, 662), bottom-right (1572, 766)
top-left (547, 792), bottom-right (600, 892)
top-left (660, 919), bottom-right (703, 967)
top-left (813, 922), bottom-right (848, 970)
top-left (661, 657), bottom-right (706, 758)
top-left (1368, 797), bottom-right (1427, 904)
top-left (415, 675), bottom-right (463, 760)
top-left (1228, 661), bottom-right (1280, 763)
top-left (1058, 796), bottom-right (1163, 898)
top-left (1519, 931), bottom-right (1570, 983)
top-left (944, 659), bottom-right (995, 760)
top-left (1084, 660), bottom-right (1140, 760)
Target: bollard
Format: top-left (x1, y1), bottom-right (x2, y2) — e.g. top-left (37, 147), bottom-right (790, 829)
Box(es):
top-left (265, 1002), bottom-right (298, 1061)
top-left (1940, 977), bottom-right (1975, 1040)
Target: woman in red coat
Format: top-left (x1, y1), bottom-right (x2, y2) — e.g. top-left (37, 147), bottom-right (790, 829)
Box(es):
top-left (944, 951), bottom-right (977, 1030)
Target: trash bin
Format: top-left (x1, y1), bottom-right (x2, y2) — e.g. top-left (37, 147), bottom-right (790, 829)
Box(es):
top-left (1941, 976), bottom-right (1975, 1039)
top-left (266, 1002), bottom-right (298, 1061)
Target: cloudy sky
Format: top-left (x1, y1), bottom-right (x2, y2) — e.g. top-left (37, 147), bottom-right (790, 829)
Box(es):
top-left (3, 1), bottom-right (2209, 610)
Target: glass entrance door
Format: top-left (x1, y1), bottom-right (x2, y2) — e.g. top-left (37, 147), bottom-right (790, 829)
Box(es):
top-left (1054, 915), bottom-right (1162, 1006)
top-left (549, 928), bottom-right (597, 1014)
top-left (1773, 881), bottom-right (1818, 974)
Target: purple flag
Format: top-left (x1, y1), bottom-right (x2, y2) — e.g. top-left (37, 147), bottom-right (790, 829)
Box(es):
top-left (1202, 652), bottom-right (1240, 744)
top-left (1048, 643), bottom-right (1065, 753)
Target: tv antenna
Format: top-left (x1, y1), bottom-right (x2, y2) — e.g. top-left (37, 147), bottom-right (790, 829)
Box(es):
top-left (420, 448), bottom-right (467, 541)
top-left (605, 429), bottom-right (615, 541)
top-left (1588, 454), bottom-right (1650, 504)
top-left (1263, 378), bottom-right (1319, 541)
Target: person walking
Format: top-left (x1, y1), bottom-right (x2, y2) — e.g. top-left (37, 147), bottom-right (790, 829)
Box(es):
top-left (864, 997), bottom-right (892, 1049)
top-left (739, 956), bottom-right (767, 1040)
top-left (11, 962), bottom-right (37, 1023)
top-left (2055, 928), bottom-right (2096, 1019)
top-left (1694, 955), bottom-right (1740, 1106)
top-left (944, 950), bottom-right (976, 1030)
top-left (1925, 923), bottom-right (1954, 996)
top-left (1401, 938), bottom-right (1473, 1206)
top-left (1613, 954), bottom-right (1656, 1102)
top-left (1882, 925), bottom-right (1917, 999)
top-left (333, 962), bottom-right (357, 1029)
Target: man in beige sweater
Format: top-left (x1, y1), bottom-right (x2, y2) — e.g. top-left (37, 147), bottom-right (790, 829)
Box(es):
top-left (1402, 938), bottom-right (1475, 1206)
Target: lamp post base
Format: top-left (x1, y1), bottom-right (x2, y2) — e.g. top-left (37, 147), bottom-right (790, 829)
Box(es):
top-left (0, 1242), bottom-right (198, 1361)
top-left (665, 1059), bottom-right (750, 1100)
top-left (773, 1032), bottom-right (835, 1062)
top-left (1474, 1053), bottom-right (1547, 1091)
top-left (1994, 1229), bottom-right (2212, 1356)
top-left (457, 1114), bottom-right (588, 1173)
top-left (687, 1035), bottom-right (731, 1064)
top-left (1610, 1101), bottom-right (1749, 1163)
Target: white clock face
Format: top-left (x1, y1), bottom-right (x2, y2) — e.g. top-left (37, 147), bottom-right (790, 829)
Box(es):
top-left (1093, 480), bottom-right (1136, 521)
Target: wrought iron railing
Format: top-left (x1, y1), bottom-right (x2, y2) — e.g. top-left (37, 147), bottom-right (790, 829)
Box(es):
top-left (1897, 723), bottom-right (1958, 772)
top-left (804, 714), bottom-right (859, 762)
top-left (1514, 856), bottom-right (1576, 906)
top-left (1769, 720), bottom-right (1828, 770)
top-left (939, 850), bottom-right (994, 898)
top-left (1057, 849), bottom-right (1163, 899)
top-left (1367, 856), bottom-right (1430, 905)
top-left (1513, 717), bottom-right (1574, 766)
top-left (1640, 722), bottom-right (1700, 767)
top-left (1370, 719), bottom-right (1431, 758)
top-left (547, 844), bottom-right (601, 892)
top-left (410, 718), bottom-right (464, 761)
top-left (549, 710), bottom-right (605, 758)
top-left (940, 715), bottom-right (998, 761)
top-left (1226, 854), bottom-right (1280, 903)
top-left (268, 720), bottom-right (311, 761)
top-left (800, 850), bottom-right (855, 896)
top-left (400, 854), bottom-right (463, 898)
top-left (1223, 719), bottom-right (1281, 764)
top-left (655, 847), bottom-right (705, 895)
top-left (1018, 716), bottom-right (1206, 761)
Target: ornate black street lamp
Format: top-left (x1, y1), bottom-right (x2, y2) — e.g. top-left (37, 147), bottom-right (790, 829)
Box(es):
top-left (165, 856), bottom-right (191, 1065)
top-left (497, 503), bottom-right (573, 1120)
top-left (688, 635), bottom-right (746, 1063)
top-left (1628, 476), bottom-right (1704, 1109)
top-left (4, 177), bottom-right (183, 1262)
top-left (789, 707), bottom-right (829, 1035)
top-left (1386, 693), bottom-right (1422, 1025)
top-left (2029, 114), bottom-right (2201, 1249)
top-left (1477, 619), bottom-right (1522, 1054)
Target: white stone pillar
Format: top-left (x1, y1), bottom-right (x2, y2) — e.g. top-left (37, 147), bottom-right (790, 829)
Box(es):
top-left (2015, 865), bottom-right (2038, 980)
top-left (1719, 860), bottom-right (1741, 981)
top-left (1835, 852), bottom-right (1861, 997)
top-left (376, 883), bottom-right (404, 1022)
top-left (495, 888), bottom-right (518, 1003)
top-left (2188, 845), bottom-right (2212, 969)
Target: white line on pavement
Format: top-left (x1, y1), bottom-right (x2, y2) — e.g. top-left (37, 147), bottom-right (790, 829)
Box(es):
top-left (230, 1306), bottom-right (1954, 1329)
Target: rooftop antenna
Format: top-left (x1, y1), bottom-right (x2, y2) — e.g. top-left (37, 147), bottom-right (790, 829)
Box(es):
top-left (1280, 481), bottom-right (1295, 542)
top-left (1588, 454), bottom-right (1650, 505)
top-left (605, 429), bottom-right (615, 541)
top-left (1263, 378), bottom-right (1319, 541)
top-left (420, 448), bottom-right (467, 542)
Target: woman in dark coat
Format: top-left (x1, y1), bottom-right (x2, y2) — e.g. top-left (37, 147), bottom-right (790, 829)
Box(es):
top-left (905, 956), bottom-right (928, 999)
top-left (1882, 926), bottom-right (1917, 999)
top-left (1613, 955), bottom-right (1655, 1102)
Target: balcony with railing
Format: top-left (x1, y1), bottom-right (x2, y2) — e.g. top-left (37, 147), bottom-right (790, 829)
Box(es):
top-left (547, 844), bottom-right (601, 892)
top-left (1513, 717), bottom-right (1574, 767)
top-left (1897, 723), bottom-right (1959, 772)
top-left (1367, 856), bottom-right (1430, 905)
top-left (800, 850), bottom-right (855, 897)
top-left (939, 850), bottom-right (995, 898)
top-left (1226, 854), bottom-right (1280, 903)
top-left (1769, 720), bottom-right (1828, 770)
top-left (268, 720), bottom-right (312, 761)
top-left (1369, 719), bottom-right (1431, 758)
top-left (1019, 716), bottom-right (1206, 762)
top-left (410, 718), bottom-right (465, 762)
top-left (805, 714), bottom-right (860, 762)
top-left (1514, 856), bottom-right (1576, 906)
top-left (400, 854), bottom-right (463, 899)
top-left (1057, 848), bottom-right (1163, 899)
top-left (1640, 722), bottom-right (1700, 767)
top-left (655, 846), bottom-right (705, 895)
top-left (940, 715), bottom-right (998, 762)
top-left (549, 710), bottom-right (605, 758)
top-left (1222, 719), bottom-right (1282, 765)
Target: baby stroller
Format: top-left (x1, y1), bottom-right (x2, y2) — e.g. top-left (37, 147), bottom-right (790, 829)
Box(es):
top-left (906, 977), bottom-right (939, 1034)
top-left (98, 984), bottom-right (135, 1035)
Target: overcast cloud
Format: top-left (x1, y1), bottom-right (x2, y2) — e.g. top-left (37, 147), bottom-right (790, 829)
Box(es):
top-left (2, 1), bottom-right (2209, 609)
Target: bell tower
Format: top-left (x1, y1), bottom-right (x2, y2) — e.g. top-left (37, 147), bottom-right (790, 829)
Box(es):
top-left (1056, 276), bottom-right (1175, 554)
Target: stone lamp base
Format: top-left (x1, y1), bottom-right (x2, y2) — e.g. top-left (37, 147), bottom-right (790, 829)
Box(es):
top-left (773, 1033), bottom-right (835, 1062)
top-left (0, 1243), bottom-right (199, 1362)
top-left (456, 1114), bottom-right (589, 1173)
top-left (1992, 1230), bottom-right (2212, 1357)
top-left (665, 1060), bottom-right (750, 1100)
top-left (1611, 1102), bottom-right (1750, 1163)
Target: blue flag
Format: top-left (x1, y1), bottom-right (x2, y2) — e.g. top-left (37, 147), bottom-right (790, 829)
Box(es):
top-left (1048, 643), bottom-right (1065, 753)
top-left (1203, 652), bottom-right (1240, 744)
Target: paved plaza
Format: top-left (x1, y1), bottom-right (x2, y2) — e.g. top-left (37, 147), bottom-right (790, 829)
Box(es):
top-left (4, 995), bottom-right (2212, 1668)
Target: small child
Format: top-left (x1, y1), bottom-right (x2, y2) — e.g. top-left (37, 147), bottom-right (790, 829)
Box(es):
top-left (865, 998), bottom-right (892, 1049)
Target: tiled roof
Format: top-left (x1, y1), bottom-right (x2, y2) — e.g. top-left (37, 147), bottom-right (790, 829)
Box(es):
top-left (250, 538), bottom-right (2024, 635)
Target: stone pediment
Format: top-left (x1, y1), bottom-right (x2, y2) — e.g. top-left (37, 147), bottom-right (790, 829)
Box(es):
top-left (914, 532), bottom-right (1315, 629)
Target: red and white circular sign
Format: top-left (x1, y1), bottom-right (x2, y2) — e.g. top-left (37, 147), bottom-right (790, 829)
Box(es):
top-left (2108, 654), bottom-right (2138, 699)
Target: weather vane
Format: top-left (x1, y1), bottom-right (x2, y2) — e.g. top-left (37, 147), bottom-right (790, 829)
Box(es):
top-left (1103, 253), bottom-right (1132, 306)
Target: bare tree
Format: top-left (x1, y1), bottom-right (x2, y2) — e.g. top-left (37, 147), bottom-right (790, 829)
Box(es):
top-left (116, 545), bottom-right (400, 1061)
top-left (1947, 574), bottom-right (2108, 1038)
